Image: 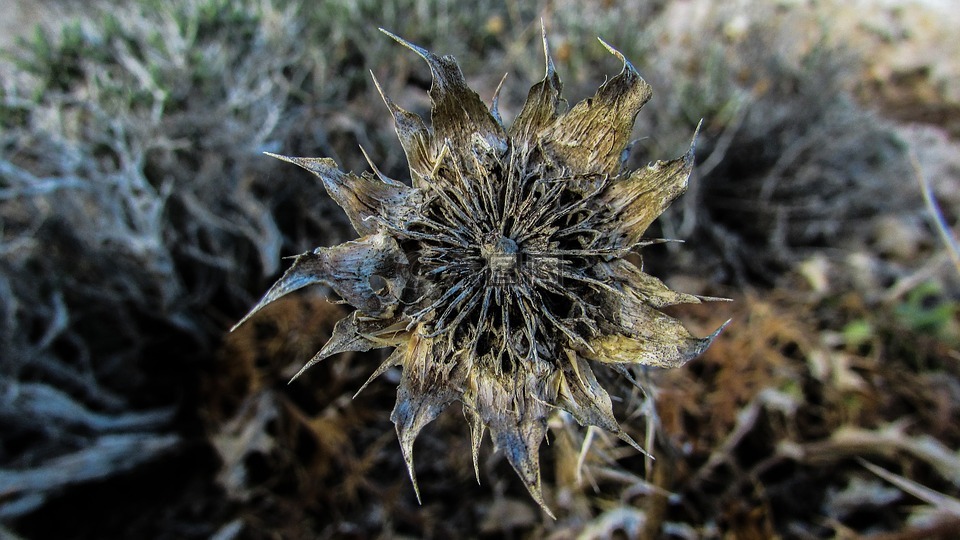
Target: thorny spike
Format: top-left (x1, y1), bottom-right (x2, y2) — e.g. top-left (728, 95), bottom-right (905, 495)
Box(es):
top-left (617, 430), bottom-right (653, 459)
top-left (398, 432), bottom-right (422, 504)
top-left (597, 36), bottom-right (630, 71)
top-left (263, 152), bottom-right (416, 236)
top-left (540, 19), bottom-right (554, 78)
top-left (465, 406), bottom-right (485, 484)
top-left (371, 74), bottom-right (436, 189)
top-left (290, 313), bottom-right (372, 382)
top-left (369, 71), bottom-right (399, 115)
top-left (494, 423), bottom-right (556, 519)
top-left (379, 28), bottom-right (432, 64)
top-left (353, 348), bottom-right (403, 398)
top-left (490, 72), bottom-right (508, 126)
top-left (540, 37), bottom-right (651, 175)
top-left (237, 30), bottom-right (728, 514)
top-left (358, 145), bottom-right (390, 184)
top-left (510, 20), bottom-right (563, 145)
top-left (392, 391), bottom-right (432, 505)
top-left (369, 72), bottom-right (430, 148)
top-left (230, 250), bottom-right (325, 332)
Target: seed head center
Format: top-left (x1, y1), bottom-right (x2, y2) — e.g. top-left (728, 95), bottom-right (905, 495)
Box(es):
top-left (481, 235), bottom-right (519, 276)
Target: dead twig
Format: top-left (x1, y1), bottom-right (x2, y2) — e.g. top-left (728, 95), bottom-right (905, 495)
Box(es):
top-left (779, 422), bottom-right (960, 487)
top-left (912, 149), bottom-right (960, 276)
top-left (0, 433), bottom-right (179, 520)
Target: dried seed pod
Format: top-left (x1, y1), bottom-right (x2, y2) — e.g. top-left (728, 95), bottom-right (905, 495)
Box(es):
top-left (234, 27), bottom-right (727, 516)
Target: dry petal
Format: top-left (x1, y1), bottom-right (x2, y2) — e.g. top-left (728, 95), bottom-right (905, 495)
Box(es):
top-left (291, 311), bottom-right (408, 382)
top-left (600, 135), bottom-right (697, 245)
top-left (391, 333), bottom-right (469, 502)
top-left (371, 74), bottom-right (434, 188)
top-left (558, 351), bottom-right (644, 453)
top-left (510, 27), bottom-right (563, 146)
top-left (380, 29), bottom-right (507, 161)
top-left (541, 40), bottom-right (652, 175)
top-left (265, 153), bottom-right (420, 235)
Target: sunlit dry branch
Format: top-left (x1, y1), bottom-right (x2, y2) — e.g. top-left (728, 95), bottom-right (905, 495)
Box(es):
top-left (912, 150), bottom-right (960, 276)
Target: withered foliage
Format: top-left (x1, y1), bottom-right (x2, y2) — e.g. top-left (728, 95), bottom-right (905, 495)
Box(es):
top-left (233, 29), bottom-right (725, 513)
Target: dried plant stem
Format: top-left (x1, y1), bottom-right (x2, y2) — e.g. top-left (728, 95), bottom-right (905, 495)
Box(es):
top-left (912, 150), bottom-right (960, 276)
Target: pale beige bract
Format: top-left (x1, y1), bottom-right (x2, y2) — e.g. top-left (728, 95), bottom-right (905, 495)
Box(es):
top-left (233, 28), bottom-right (726, 516)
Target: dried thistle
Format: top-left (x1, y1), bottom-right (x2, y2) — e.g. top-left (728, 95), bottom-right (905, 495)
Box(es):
top-left (233, 28), bottom-right (726, 515)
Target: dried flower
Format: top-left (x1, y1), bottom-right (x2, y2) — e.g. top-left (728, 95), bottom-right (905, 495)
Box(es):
top-left (233, 28), bottom-right (726, 515)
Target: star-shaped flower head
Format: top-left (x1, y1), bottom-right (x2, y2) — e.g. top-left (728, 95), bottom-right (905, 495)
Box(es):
top-left (233, 27), bottom-right (727, 516)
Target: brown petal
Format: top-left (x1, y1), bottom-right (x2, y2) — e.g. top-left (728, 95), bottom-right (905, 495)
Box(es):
top-left (490, 418), bottom-right (553, 519)
top-left (462, 404), bottom-right (485, 484)
top-left (509, 25), bottom-right (563, 147)
top-left (232, 232), bottom-right (407, 331)
top-left (558, 351), bottom-right (646, 454)
top-left (380, 29), bottom-right (507, 159)
top-left (596, 259), bottom-right (707, 308)
top-left (289, 311), bottom-right (410, 382)
top-left (587, 299), bottom-right (728, 368)
top-left (540, 39), bottom-right (652, 175)
top-left (466, 363), bottom-right (556, 519)
top-left (391, 333), bottom-right (468, 504)
top-left (370, 73), bottom-right (433, 188)
top-left (599, 130), bottom-right (697, 246)
top-left (264, 152), bottom-right (421, 236)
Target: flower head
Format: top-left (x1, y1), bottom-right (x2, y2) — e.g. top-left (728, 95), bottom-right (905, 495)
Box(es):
top-left (234, 28), bottom-right (726, 515)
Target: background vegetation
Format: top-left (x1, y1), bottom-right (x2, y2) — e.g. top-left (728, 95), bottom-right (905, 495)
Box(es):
top-left (1, 0), bottom-right (958, 538)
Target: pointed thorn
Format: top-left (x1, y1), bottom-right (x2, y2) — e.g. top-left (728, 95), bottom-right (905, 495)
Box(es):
top-left (696, 295), bottom-right (734, 303)
top-left (540, 19), bottom-right (555, 77)
top-left (689, 319), bottom-right (732, 359)
top-left (263, 151), bottom-right (296, 164)
top-left (398, 438), bottom-right (423, 504)
top-left (617, 430), bottom-right (654, 460)
top-left (491, 72), bottom-right (508, 124)
top-left (473, 460), bottom-right (482, 485)
top-left (597, 36), bottom-right (642, 80)
top-left (541, 500), bottom-right (557, 520)
top-left (686, 319), bottom-right (732, 360)
top-left (370, 70), bottom-right (400, 114)
top-left (229, 311), bottom-right (256, 333)
top-left (353, 351), bottom-right (401, 398)
top-left (687, 120), bottom-right (702, 160)
top-left (713, 318), bottom-right (733, 338)
top-left (230, 287), bottom-right (285, 332)
top-left (369, 70), bottom-right (387, 102)
top-left (263, 151), bottom-right (338, 176)
top-left (380, 28), bottom-right (432, 61)
top-left (471, 423), bottom-right (484, 485)
top-left (632, 237), bottom-right (684, 249)
top-left (229, 319), bottom-right (247, 333)
top-left (597, 36), bottom-right (625, 64)
top-left (231, 289), bottom-right (279, 332)
top-left (233, 250), bottom-right (329, 333)
top-left (609, 364), bottom-right (647, 395)
top-left (521, 475), bottom-right (556, 520)
top-left (358, 145), bottom-right (390, 183)
top-left (287, 348), bottom-right (327, 384)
